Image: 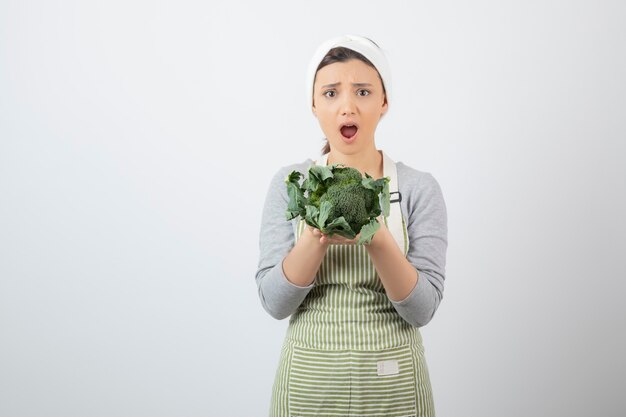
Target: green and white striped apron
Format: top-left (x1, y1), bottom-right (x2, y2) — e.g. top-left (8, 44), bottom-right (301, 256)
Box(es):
top-left (269, 151), bottom-right (435, 417)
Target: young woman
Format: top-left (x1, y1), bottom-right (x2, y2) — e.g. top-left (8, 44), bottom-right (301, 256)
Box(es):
top-left (256, 35), bottom-right (448, 417)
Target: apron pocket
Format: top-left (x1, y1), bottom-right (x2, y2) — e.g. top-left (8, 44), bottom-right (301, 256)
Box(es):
top-left (288, 345), bottom-right (352, 416)
top-left (349, 344), bottom-right (417, 417)
top-left (287, 344), bottom-right (417, 417)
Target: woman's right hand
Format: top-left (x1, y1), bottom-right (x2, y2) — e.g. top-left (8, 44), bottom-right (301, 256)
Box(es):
top-left (307, 225), bottom-right (331, 247)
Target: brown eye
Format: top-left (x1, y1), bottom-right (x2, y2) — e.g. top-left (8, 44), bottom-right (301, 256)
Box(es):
top-left (358, 89), bottom-right (370, 96)
top-left (323, 90), bottom-right (336, 98)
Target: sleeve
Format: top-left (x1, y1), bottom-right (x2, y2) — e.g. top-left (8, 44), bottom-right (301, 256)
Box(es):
top-left (255, 166), bottom-right (315, 320)
top-left (389, 172), bottom-right (448, 328)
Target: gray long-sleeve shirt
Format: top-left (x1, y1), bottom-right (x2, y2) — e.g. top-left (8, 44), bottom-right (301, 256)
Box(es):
top-left (255, 157), bottom-right (448, 328)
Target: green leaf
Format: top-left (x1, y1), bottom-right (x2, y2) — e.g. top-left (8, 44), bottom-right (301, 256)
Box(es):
top-left (361, 176), bottom-right (378, 191)
top-left (305, 204), bottom-right (321, 229)
top-left (308, 165), bottom-right (334, 190)
top-left (363, 176), bottom-right (391, 218)
top-left (318, 200), bottom-right (332, 229)
top-left (286, 170), bottom-right (302, 184)
top-left (285, 171), bottom-right (307, 220)
top-left (381, 177), bottom-right (390, 217)
top-left (323, 216), bottom-right (356, 239)
top-left (357, 218), bottom-right (380, 245)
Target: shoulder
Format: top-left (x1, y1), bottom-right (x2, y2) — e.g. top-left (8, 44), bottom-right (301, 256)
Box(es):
top-left (395, 161), bottom-right (441, 194)
top-left (394, 161), bottom-right (446, 224)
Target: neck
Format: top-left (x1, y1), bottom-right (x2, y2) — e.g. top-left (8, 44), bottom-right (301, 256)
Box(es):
top-left (327, 148), bottom-right (383, 178)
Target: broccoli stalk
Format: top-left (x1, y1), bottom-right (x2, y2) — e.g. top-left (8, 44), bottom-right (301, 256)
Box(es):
top-left (285, 163), bottom-right (390, 245)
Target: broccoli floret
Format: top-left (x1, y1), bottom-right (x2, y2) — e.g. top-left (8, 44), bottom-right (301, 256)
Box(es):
top-left (320, 182), bottom-right (371, 232)
top-left (316, 166), bottom-right (379, 234)
top-left (331, 166), bottom-right (363, 184)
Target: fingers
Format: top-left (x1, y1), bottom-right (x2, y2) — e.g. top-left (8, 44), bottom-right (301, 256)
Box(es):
top-left (307, 226), bottom-right (360, 245)
top-left (308, 226), bottom-right (327, 245)
top-left (308, 226), bottom-right (321, 236)
top-left (326, 234), bottom-right (358, 245)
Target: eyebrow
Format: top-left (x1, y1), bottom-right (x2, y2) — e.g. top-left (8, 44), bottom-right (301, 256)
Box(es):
top-left (321, 82), bottom-right (373, 89)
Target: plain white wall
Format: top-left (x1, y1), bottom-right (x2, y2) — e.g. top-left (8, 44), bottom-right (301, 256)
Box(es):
top-left (1, 1), bottom-right (625, 416)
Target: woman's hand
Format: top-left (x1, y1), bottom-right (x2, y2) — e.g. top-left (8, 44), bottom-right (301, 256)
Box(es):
top-left (305, 225), bottom-right (330, 247)
top-left (314, 228), bottom-right (361, 245)
top-left (307, 225), bottom-right (344, 246)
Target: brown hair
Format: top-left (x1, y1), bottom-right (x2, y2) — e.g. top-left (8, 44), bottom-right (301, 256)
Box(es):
top-left (313, 46), bottom-right (388, 155)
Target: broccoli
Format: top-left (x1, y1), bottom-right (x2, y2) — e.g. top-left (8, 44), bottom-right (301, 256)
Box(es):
top-left (285, 163), bottom-right (390, 245)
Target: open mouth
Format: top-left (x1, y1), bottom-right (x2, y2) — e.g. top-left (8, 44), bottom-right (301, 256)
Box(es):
top-left (340, 124), bottom-right (358, 139)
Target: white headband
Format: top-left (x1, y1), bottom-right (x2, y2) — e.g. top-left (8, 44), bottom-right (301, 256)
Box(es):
top-left (305, 34), bottom-right (392, 117)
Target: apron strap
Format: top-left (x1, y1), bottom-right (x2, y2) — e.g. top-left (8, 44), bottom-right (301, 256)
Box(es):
top-left (307, 151), bottom-right (404, 252)
top-left (381, 151), bottom-right (405, 253)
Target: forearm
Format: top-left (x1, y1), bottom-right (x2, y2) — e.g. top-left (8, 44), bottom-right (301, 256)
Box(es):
top-left (282, 228), bottom-right (329, 287)
top-left (256, 227), bottom-right (327, 320)
top-left (365, 219), bottom-right (444, 328)
top-left (366, 222), bottom-right (419, 302)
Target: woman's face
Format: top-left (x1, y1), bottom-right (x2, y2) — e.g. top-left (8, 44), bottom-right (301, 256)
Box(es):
top-left (312, 59), bottom-right (388, 154)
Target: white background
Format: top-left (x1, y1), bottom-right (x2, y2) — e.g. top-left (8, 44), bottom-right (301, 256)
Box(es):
top-left (1, 1), bottom-right (625, 416)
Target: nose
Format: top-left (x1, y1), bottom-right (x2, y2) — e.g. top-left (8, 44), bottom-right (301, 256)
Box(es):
top-left (340, 93), bottom-right (357, 115)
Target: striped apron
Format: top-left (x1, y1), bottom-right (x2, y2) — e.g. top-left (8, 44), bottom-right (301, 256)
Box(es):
top-left (269, 151), bottom-right (435, 417)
